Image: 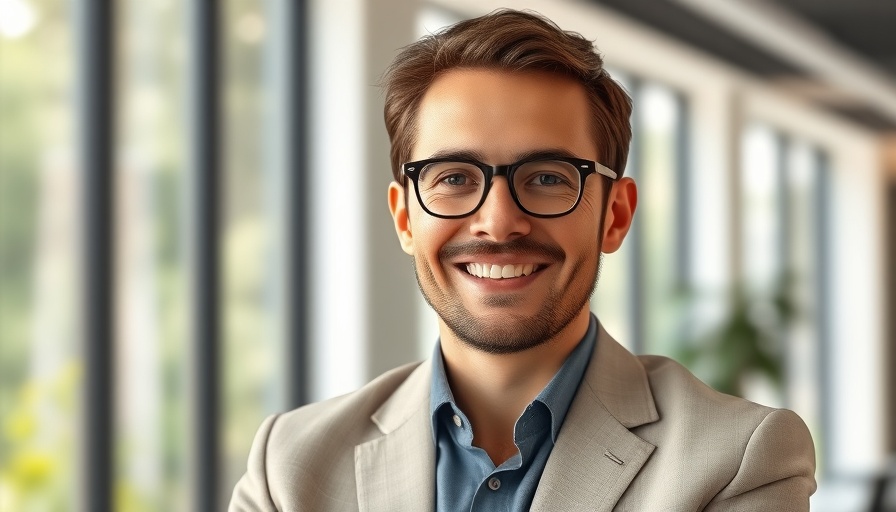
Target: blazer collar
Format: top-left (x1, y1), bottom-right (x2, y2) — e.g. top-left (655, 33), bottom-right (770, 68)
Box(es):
top-left (530, 323), bottom-right (659, 511)
top-left (356, 360), bottom-right (435, 512)
top-left (587, 322), bottom-right (659, 428)
top-left (355, 321), bottom-right (659, 512)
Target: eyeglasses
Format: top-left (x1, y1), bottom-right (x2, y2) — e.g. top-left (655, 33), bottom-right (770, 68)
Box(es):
top-left (402, 156), bottom-right (618, 219)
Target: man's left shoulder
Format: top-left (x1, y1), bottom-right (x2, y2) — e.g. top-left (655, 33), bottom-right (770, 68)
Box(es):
top-left (635, 354), bottom-right (796, 431)
top-left (623, 354), bottom-right (816, 509)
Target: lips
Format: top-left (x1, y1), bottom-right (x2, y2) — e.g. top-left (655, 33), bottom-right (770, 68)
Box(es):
top-left (464, 263), bottom-right (540, 279)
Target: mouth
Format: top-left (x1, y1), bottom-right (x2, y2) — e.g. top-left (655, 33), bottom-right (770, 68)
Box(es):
top-left (463, 263), bottom-right (542, 279)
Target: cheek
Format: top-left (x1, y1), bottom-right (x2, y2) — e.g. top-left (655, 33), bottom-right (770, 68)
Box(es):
top-left (408, 208), bottom-right (461, 257)
top-left (553, 207), bottom-right (603, 255)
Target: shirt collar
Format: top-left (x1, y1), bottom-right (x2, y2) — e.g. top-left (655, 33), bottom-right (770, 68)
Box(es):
top-left (429, 314), bottom-right (598, 443)
top-left (429, 342), bottom-right (457, 443)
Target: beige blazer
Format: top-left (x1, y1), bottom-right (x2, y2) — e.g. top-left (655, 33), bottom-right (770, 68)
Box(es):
top-left (229, 325), bottom-right (816, 511)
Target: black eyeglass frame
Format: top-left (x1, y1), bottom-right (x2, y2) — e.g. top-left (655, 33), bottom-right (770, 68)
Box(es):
top-left (401, 156), bottom-right (619, 219)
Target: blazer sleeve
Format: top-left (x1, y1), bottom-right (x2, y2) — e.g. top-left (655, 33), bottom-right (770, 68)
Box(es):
top-left (229, 414), bottom-right (280, 512)
top-left (704, 408), bottom-right (817, 511)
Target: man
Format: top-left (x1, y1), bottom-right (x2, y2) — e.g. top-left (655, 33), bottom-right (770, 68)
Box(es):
top-left (230, 9), bottom-right (815, 511)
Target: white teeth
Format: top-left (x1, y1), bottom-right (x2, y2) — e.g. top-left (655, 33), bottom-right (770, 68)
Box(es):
top-left (464, 263), bottom-right (540, 279)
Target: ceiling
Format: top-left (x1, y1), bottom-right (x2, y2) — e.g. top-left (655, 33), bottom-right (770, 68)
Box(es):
top-left (778, 0), bottom-right (896, 77)
top-left (592, 0), bottom-right (896, 132)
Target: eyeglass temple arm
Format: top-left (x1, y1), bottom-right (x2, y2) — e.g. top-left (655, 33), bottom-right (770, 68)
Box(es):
top-left (596, 162), bottom-right (618, 180)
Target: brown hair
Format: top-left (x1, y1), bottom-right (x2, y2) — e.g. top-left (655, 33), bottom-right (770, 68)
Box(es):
top-left (382, 8), bottom-right (632, 182)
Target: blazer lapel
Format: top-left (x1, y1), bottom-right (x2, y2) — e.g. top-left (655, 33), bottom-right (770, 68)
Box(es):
top-left (531, 324), bottom-right (659, 511)
top-left (355, 360), bottom-right (435, 512)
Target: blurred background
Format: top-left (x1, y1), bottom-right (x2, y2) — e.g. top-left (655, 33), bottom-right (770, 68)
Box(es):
top-left (0, 0), bottom-right (893, 510)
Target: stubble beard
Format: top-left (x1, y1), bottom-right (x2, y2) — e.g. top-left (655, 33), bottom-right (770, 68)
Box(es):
top-left (413, 247), bottom-right (603, 355)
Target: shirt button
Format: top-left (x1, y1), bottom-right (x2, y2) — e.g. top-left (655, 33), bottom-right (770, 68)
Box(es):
top-left (452, 414), bottom-right (462, 427)
top-left (488, 477), bottom-right (501, 491)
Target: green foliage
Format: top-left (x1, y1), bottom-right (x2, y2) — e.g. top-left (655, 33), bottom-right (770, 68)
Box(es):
top-left (674, 272), bottom-right (799, 397)
top-left (0, 362), bottom-right (80, 512)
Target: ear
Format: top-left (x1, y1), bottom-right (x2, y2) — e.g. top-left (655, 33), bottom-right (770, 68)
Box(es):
top-left (388, 181), bottom-right (415, 255)
top-left (601, 177), bottom-right (637, 253)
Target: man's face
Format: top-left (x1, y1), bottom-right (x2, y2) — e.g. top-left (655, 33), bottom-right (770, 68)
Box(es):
top-left (389, 68), bottom-right (630, 354)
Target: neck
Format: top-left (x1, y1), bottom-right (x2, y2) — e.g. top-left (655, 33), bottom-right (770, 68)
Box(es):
top-left (437, 307), bottom-right (590, 464)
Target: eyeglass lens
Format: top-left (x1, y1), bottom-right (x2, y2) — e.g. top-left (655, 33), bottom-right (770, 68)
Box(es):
top-left (417, 160), bottom-right (582, 216)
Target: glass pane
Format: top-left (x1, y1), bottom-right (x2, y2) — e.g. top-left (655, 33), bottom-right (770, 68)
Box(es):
top-left (737, 123), bottom-right (785, 407)
top-left (785, 141), bottom-right (822, 460)
top-left (114, 0), bottom-right (190, 510)
top-left (639, 83), bottom-right (683, 356)
top-left (0, 0), bottom-right (81, 509)
top-left (222, 0), bottom-right (286, 504)
top-left (591, 238), bottom-right (633, 350)
top-left (741, 123), bottom-right (781, 292)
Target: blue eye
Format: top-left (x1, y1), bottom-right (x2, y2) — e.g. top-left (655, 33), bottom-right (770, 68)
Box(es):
top-left (537, 174), bottom-right (562, 185)
top-left (443, 174), bottom-right (468, 186)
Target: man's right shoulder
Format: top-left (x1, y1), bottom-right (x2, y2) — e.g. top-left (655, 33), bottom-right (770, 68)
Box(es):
top-left (229, 360), bottom-right (428, 511)
top-left (265, 359), bottom-right (425, 449)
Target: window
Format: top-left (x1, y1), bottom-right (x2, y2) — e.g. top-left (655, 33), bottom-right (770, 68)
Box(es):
top-left (0, 0), bottom-right (307, 509)
top-left (593, 74), bottom-right (689, 358)
top-left (740, 123), bottom-right (828, 447)
top-left (0, 0), bottom-right (81, 509)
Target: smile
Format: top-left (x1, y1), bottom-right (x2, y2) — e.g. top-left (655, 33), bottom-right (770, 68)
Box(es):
top-left (464, 263), bottom-right (541, 279)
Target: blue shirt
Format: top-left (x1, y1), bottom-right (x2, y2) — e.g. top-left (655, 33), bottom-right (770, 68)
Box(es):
top-left (429, 315), bottom-right (598, 512)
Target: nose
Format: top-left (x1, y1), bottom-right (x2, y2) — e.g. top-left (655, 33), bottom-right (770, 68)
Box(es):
top-left (468, 177), bottom-right (531, 242)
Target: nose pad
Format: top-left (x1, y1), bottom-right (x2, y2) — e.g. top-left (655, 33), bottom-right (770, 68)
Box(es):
top-left (469, 177), bottom-right (531, 241)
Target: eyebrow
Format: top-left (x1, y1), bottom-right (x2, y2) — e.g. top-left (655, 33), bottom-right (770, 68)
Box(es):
top-left (427, 149), bottom-right (488, 161)
top-left (424, 147), bottom-right (583, 164)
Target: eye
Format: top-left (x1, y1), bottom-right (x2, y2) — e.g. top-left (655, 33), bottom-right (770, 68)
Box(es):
top-left (527, 173), bottom-right (570, 187)
top-left (535, 174), bottom-right (562, 186)
top-left (443, 174), bottom-right (469, 186)
top-left (420, 162), bottom-right (481, 190)
top-left (516, 160), bottom-right (578, 189)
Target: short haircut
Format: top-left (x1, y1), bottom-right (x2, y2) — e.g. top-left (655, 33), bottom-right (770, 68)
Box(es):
top-left (382, 8), bottom-right (633, 183)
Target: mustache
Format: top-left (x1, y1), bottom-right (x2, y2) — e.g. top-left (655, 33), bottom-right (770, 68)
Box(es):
top-left (440, 238), bottom-right (565, 261)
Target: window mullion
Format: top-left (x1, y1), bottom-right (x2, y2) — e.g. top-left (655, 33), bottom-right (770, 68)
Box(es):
top-left (78, 0), bottom-right (116, 510)
top-left (188, 0), bottom-right (222, 510)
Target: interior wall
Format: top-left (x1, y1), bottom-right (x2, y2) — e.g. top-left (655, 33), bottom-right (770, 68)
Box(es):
top-left (308, 0), bottom-right (420, 401)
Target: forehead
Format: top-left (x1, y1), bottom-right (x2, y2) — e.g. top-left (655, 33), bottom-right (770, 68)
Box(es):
top-left (411, 68), bottom-right (596, 162)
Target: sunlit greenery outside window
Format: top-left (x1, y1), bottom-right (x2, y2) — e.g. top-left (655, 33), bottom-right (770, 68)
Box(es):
top-left (2, 0), bottom-right (291, 510)
top-left (632, 83), bottom-right (687, 357)
top-left (221, 0), bottom-right (288, 504)
top-left (592, 73), bottom-right (686, 357)
top-left (0, 0), bottom-right (81, 510)
top-left (739, 123), bottom-right (824, 457)
top-left (114, 0), bottom-right (189, 510)
top-left (115, 0), bottom-right (292, 508)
